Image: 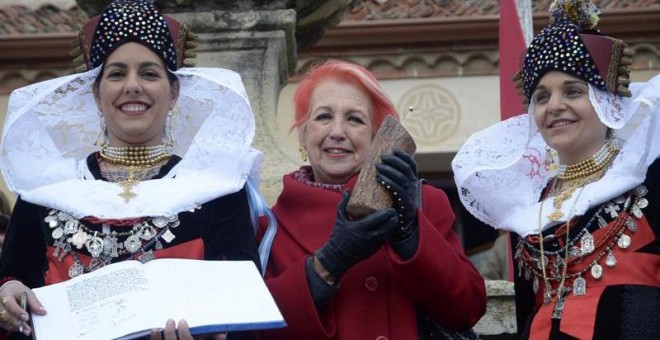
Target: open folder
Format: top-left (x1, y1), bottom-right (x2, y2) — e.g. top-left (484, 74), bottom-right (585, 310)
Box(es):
top-left (31, 259), bottom-right (285, 340)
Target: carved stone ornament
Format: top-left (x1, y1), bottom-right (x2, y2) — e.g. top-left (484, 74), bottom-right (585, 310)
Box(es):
top-left (75, 0), bottom-right (358, 50)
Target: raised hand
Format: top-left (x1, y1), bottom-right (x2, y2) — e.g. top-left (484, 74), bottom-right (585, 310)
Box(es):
top-left (315, 191), bottom-right (399, 280)
top-left (376, 149), bottom-right (420, 240)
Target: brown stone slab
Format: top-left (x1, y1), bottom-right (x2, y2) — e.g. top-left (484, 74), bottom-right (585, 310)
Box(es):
top-left (347, 115), bottom-right (416, 218)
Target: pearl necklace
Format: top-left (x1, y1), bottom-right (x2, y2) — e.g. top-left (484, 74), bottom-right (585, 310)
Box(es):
top-left (548, 141), bottom-right (618, 221)
top-left (100, 144), bottom-right (171, 202)
top-left (557, 141), bottom-right (618, 180)
top-left (100, 144), bottom-right (171, 166)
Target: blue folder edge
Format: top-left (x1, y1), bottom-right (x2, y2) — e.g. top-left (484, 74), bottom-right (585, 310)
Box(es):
top-left (114, 320), bottom-right (287, 339)
top-left (190, 320), bottom-right (287, 333)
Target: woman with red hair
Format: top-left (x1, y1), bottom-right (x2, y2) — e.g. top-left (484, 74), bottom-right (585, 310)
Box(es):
top-left (258, 59), bottom-right (486, 339)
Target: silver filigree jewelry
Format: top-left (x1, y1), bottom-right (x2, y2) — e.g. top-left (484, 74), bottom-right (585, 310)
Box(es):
top-left (533, 276), bottom-right (539, 293)
top-left (544, 146), bottom-right (557, 171)
top-left (45, 209), bottom-right (181, 278)
top-left (580, 231), bottom-right (595, 255)
top-left (573, 276), bottom-right (586, 296)
top-left (68, 263), bottom-right (84, 278)
top-left (617, 234), bottom-right (631, 249)
top-left (605, 251), bottom-right (617, 268)
top-left (165, 108), bottom-right (177, 148)
top-left (590, 263), bottom-right (603, 279)
top-left (94, 115), bottom-right (108, 147)
top-left (626, 216), bottom-right (638, 232)
top-left (522, 184), bottom-right (650, 317)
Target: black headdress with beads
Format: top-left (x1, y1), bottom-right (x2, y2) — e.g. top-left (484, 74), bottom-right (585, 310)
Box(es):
top-left (517, 0), bottom-right (635, 102)
top-left (70, 0), bottom-right (197, 72)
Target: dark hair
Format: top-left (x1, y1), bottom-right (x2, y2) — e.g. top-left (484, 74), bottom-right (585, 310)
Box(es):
top-left (93, 40), bottom-right (180, 87)
top-left (94, 65), bottom-right (179, 87)
top-left (0, 214), bottom-right (7, 234)
top-left (0, 191), bottom-right (10, 233)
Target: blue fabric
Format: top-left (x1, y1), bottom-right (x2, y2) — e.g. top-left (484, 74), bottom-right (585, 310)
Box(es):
top-left (245, 177), bottom-right (277, 276)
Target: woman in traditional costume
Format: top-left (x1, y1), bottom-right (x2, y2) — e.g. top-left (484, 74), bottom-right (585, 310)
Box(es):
top-left (453, 0), bottom-right (660, 338)
top-left (0, 1), bottom-right (269, 339)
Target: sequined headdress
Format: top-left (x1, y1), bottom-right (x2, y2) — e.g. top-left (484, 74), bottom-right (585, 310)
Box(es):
top-left (518, 0), bottom-right (635, 101)
top-left (70, 0), bottom-right (197, 72)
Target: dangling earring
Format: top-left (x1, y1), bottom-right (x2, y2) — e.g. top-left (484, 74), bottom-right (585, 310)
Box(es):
top-left (606, 128), bottom-right (618, 148)
top-left (164, 108), bottom-right (176, 149)
top-left (299, 147), bottom-right (308, 162)
top-left (544, 145), bottom-right (557, 171)
top-left (94, 112), bottom-right (108, 147)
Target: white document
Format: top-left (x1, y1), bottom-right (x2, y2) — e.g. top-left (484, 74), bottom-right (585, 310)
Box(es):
top-left (31, 259), bottom-right (285, 340)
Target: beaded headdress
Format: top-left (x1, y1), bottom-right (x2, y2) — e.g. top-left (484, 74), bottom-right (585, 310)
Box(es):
top-left (518, 0), bottom-right (635, 101)
top-left (70, 0), bottom-right (197, 72)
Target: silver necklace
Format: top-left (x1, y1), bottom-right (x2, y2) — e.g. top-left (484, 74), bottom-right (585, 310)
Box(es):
top-left (45, 210), bottom-right (181, 278)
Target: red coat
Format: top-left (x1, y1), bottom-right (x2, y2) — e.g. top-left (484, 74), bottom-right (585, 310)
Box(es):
top-left (258, 171), bottom-right (486, 339)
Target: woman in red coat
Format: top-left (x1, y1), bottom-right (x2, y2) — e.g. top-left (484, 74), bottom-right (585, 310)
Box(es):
top-left (258, 60), bottom-right (486, 339)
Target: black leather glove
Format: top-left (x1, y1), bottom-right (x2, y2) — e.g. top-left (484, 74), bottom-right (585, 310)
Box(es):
top-left (315, 190), bottom-right (399, 279)
top-left (376, 149), bottom-right (419, 241)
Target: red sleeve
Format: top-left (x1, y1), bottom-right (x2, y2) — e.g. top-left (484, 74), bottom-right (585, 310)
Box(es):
top-left (386, 185), bottom-right (487, 330)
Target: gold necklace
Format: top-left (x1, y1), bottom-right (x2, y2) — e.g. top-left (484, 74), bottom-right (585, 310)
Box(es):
top-left (548, 178), bottom-right (585, 221)
top-left (117, 166), bottom-right (143, 203)
top-left (100, 145), bottom-right (171, 202)
top-left (538, 185), bottom-right (585, 317)
top-left (557, 141), bottom-right (618, 180)
top-left (100, 144), bottom-right (171, 166)
top-left (100, 160), bottom-right (164, 203)
top-left (549, 145), bottom-right (618, 221)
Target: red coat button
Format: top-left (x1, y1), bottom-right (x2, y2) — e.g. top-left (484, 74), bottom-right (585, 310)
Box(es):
top-left (364, 276), bottom-right (378, 292)
top-left (376, 336), bottom-right (388, 340)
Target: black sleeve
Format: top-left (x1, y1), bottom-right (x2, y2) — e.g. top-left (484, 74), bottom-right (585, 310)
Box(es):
top-left (0, 197), bottom-right (48, 288)
top-left (510, 232), bottom-right (535, 339)
top-left (201, 186), bottom-right (261, 273)
top-left (304, 256), bottom-right (339, 309)
top-left (642, 158), bottom-right (660, 238)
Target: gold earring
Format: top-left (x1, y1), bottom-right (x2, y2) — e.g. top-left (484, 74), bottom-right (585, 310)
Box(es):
top-left (94, 116), bottom-right (107, 147)
top-left (299, 147), bottom-right (308, 162)
top-left (165, 108), bottom-right (176, 148)
top-left (544, 146), bottom-right (557, 171)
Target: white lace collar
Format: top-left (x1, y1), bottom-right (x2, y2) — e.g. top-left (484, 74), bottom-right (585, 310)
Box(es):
top-left (452, 75), bottom-right (660, 236)
top-left (1, 66), bottom-right (262, 219)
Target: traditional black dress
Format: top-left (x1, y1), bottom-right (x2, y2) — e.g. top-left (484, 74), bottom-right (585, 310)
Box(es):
top-left (512, 159), bottom-right (660, 339)
top-left (0, 154), bottom-right (260, 339)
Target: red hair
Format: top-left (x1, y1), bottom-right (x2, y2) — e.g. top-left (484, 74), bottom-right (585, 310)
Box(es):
top-left (291, 59), bottom-right (398, 133)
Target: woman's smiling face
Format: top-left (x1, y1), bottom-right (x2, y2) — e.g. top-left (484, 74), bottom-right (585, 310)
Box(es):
top-left (94, 42), bottom-right (179, 147)
top-left (300, 80), bottom-right (375, 185)
top-left (532, 71), bottom-right (608, 165)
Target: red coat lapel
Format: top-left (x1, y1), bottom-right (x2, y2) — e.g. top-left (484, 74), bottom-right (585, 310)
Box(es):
top-left (272, 173), bottom-right (358, 254)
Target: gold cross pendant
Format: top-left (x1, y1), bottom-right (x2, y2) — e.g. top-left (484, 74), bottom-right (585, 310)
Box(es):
top-left (548, 209), bottom-right (564, 221)
top-left (118, 166), bottom-right (140, 203)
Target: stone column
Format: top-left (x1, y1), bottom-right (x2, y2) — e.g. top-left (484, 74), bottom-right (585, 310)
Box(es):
top-left (173, 9), bottom-right (301, 203)
top-left (474, 280), bottom-right (517, 339)
top-left (77, 0), bottom-right (357, 203)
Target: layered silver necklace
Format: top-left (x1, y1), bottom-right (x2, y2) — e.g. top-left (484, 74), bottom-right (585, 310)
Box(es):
top-left (46, 210), bottom-right (182, 278)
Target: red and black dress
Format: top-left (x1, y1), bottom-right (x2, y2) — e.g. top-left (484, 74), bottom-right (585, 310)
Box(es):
top-left (512, 159), bottom-right (660, 339)
top-left (0, 154), bottom-right (260, 339)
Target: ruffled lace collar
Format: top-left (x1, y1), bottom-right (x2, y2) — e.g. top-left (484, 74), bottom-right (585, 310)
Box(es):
top-left (452, 76), bottom-right (660, 236)
top-left (1, 66), bottom-right (262, 219)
